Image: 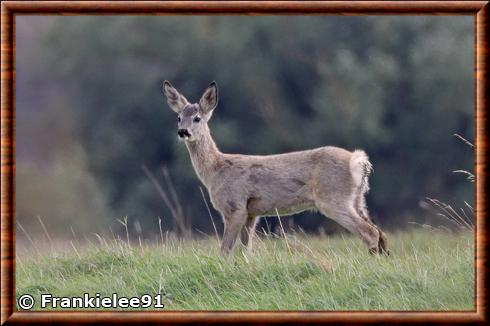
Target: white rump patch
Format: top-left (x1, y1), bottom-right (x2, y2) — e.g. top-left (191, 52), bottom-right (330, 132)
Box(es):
top-left (349, 150), bottom-right (373, 189)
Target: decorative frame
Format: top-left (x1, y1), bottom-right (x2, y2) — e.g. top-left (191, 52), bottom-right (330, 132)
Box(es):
top-left (1, 1), bottom-right (487, 324)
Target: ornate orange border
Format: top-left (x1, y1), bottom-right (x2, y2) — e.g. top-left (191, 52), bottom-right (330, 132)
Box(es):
top-left (1, 1), bottom-right (488, 324)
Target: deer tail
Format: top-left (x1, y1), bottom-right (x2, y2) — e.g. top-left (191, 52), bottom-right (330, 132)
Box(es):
top-left (349, 150), bottom-right (373, 196)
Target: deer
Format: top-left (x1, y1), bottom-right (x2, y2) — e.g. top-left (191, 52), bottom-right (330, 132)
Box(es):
top-left (162, 81), bottom-right (389, 256)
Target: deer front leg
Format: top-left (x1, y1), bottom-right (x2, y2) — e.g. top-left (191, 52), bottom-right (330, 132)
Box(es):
top-left (376, 227), bottom-right (389, 256)
top-left (240, 216), bottom-right (258, 251)
top-left (220, 211), bottom-right (247, 255)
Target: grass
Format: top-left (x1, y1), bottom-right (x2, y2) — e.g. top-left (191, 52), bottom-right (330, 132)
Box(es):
top-left (16, 230), bottom-right (474, 311)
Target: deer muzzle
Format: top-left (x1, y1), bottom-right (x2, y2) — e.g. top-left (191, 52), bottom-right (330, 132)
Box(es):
top-left (178, 129), bottom-right (191, 138)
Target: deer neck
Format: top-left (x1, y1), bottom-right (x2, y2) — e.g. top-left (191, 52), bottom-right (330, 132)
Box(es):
top-left (185, 125), bottom-right (222, 187)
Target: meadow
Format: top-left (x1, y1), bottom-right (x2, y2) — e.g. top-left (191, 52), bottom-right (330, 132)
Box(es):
top-left (16, 229), bottom-right (474, 311)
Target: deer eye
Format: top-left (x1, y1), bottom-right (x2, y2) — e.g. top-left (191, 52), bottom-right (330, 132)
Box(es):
top-left (193, 116), bottom-right (201, 123)
top-left (177, 116), bottom-right (181, 122)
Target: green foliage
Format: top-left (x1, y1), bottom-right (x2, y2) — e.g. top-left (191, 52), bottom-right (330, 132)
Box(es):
top-left (16, 231), bottom-right (474, 310)
top-left (16, 16), bottom-right (473, 236)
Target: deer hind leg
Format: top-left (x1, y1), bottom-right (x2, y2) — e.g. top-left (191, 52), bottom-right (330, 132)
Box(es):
top-left (220, 209), bottom-right (248, 255)
top-left (317, 202), bottom-right (381, 254)
top-left (355, 195), bottom-right (389, 255)
top-left (240, 216), bottom-right (259, 251)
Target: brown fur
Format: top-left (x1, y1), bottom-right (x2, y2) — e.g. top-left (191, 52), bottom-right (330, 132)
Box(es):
top-left (163, 81), bottom-right (389, 255)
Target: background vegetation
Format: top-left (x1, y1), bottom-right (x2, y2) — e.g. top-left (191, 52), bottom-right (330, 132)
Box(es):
top-left (16, 16), bottom-right (474, 240)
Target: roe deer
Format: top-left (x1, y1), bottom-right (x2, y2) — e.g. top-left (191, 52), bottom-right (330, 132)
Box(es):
top-left (163, 81), bottom-right (389, 255)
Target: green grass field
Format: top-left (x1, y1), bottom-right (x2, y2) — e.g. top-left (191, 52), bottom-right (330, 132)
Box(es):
top-left (16, 230), bottom-right (474, 311)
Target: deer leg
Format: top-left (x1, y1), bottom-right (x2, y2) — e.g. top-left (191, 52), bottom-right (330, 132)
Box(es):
top-left (318, 204), bottom-right (381, 254)
top-left (355, 195), bottom-right (389, 255)
top-left (377, 229), bottom-right (389, 255)
top-left (220, 211), bottom-right (247, 255)
top-left (359, 211), bottom-right (389, 255)
top-left (240, 216), bottom-right (258, 251)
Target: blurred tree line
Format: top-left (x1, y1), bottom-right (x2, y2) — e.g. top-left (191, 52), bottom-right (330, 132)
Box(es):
top-left (16, 16), bottom-right (474, 239)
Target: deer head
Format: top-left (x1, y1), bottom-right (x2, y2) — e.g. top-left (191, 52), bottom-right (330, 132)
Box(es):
top-left (163, 81), bottom-right (218, 142)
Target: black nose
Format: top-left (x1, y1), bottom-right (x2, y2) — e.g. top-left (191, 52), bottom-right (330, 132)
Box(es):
top-left (178, 129), bottom-right (190, 138)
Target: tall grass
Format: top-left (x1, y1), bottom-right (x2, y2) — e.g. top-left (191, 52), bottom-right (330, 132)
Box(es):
top-left (422, 134), bottom-right (475, 233)
top-left (16, 230), bottom-right (474, 311)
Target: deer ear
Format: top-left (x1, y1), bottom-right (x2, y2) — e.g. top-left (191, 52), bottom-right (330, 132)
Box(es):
top-left (199, 82), bottom-right (218, 117)
top-left (163, 81), bottom-right (189, 113)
